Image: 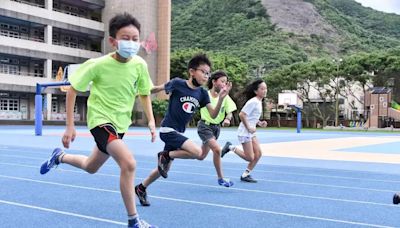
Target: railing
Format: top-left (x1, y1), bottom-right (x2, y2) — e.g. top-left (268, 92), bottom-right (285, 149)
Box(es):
top-left (0, 67), bottom-right (44, 78)
top-left (0, 29), bottom-right (44, 42)
top-left (53, 8), bottom-right (101, 22)
top-left (10, 0), bottom-right (45, 8)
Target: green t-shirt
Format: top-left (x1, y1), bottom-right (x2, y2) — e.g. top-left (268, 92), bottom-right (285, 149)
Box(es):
top-left (200, 91), bottom-right (237, 124)
top-left (69, 53), bottom-right (153, 133)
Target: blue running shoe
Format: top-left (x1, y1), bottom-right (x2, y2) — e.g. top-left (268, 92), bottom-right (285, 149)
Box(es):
top-left (40, 148), bottom-right (64, 175)
top-left (218, 178), bottom-right (234, 187)
top-left (128, 217), bottom-right (158, 228)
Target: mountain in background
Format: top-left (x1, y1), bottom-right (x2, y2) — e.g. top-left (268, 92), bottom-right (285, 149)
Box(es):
top-left (171, 0), bottom-right (400, 72)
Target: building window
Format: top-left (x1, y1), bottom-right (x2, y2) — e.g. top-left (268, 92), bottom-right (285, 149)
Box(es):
top-left (52, 100), bottom-right (58, 113)
top-left (0, 98), bottom-right (19, 111)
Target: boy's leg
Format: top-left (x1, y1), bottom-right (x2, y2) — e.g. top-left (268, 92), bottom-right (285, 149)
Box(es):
top-left (169, 139), bottom-right (202, 159)
top-left (106, 139), bottom-right (137, 217)
top-left (61, 146), bottom-right (109, 173)
top-left (206, 139), bottom-right (223, 178)
top-left (40, 146), bottom-right (109, 175)
top-left (158, 139), bottom-right (201, 178)
top-left (206, 138), bottom-right (234, 187)
top-left (136, 161), bottom-right (174, 206)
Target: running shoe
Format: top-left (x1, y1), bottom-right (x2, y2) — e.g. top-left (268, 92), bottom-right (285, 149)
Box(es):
top-left (40, 148), bottom-right (64, 175)
top-left (157, 151), bottom-right (171, 178)
top-left (135, 184), bottom-right (150, 206)
top-left (240, 175), bottom-right (257, 183)
top-left (218, 178), bottom-right (234, 187)
top-left (393, 193), bottom-right (400, 204)
top-left (128, 217), bottom-right (158, 228)
top-left (221, 141), bottom-right (232, 158)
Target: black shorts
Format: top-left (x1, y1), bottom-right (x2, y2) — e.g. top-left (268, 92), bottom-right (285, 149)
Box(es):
top-left (159, 131), bottom-right (188, 152)
top-left (90, 123), bottom-right (125, 154)
top-left (197, 120), bottom-right (221, 144)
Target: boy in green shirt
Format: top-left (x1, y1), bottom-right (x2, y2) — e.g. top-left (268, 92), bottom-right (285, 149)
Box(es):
top-left (39, 13), bottom-right (157, 228)
top-left (197, 70), bottom-right (237, 187)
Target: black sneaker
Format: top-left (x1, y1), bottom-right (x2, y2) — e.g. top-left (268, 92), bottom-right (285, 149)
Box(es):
top-left (157, 151), bottom-right (171, 178)
top-left (393, 193), bottom-right (400, 204)
top-left (221, 142), bottom-right (232, 158)
top-left (240, 175), bottom-right (257, 183)
top-left (135, 185), bottom-right (150, 206)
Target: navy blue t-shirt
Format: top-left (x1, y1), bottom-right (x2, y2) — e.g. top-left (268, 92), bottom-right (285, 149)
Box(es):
top-left (161, 78), bottom-right (210, 133)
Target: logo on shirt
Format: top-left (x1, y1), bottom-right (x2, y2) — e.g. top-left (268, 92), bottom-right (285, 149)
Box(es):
top-left (180, 96), bottom-right (200, 114)
top-left (182, 102), bottom-right (196, 113)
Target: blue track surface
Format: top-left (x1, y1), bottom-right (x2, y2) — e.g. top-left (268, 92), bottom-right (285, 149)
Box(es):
top-left (0, 126), bottom-right (399, 227)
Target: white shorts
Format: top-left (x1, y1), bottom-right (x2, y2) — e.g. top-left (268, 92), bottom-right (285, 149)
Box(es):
top-left (238, 136), bottom-right (252, 144)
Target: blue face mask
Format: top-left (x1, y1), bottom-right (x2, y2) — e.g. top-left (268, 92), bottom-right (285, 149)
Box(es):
top-left (117, 40), bottom-right (140, 58)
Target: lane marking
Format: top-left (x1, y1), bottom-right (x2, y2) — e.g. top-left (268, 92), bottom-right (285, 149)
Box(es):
top-left (0, 173), bottom-right (396, 208)
top-left (0, 199), bottom-right (125, 226)
top-left (0, 174), bottom-right (393, 228)
top-left (2, 153), bottom-right (400, 184)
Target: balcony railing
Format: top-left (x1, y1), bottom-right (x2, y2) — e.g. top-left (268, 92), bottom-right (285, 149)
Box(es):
top-left (0, 66), bottom-right (44, 77)
top-left (10, 0), bottom-right (45, 8)
top-left (53, 8), bottom-right (101, 22)
top-left (0, 29), bottom-right (44, 42)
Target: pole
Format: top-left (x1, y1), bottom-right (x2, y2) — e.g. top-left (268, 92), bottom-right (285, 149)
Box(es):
top-left (35, 82), bottom-right (71, 136)
top-left (35, 83), bottom-right (43, 135)
top-left (296, 106), bottom-right (302, 133)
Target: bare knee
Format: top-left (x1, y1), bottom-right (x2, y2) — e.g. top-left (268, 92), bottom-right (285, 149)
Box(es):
top-left (86, 166), bottom-right (99, 174)
top-left (212, 147), bottom-right (221, 157)
top-left (194, 148), bottom-right (204, 160)
top-left (198, 153), bottom-right (207, 160)
top-left (85, 162), bottom-right (101, 174)
top-left (253, 151), bottom-right (262, 162)
top-left (120, 159), bottom-right (136, 173)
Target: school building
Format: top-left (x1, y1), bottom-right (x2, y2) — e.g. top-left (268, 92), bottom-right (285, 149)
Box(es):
top-left (0, 0), bottom-right (170, 124)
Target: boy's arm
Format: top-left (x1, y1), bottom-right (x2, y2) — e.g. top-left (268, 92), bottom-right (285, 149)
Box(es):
top-left (62, 87), bottom-right (78, 148)
top-left (206, 82), bottom-right (232, 118)
top-left (151, 84), bottom-right (165, 94)
top-left (206, 99), bottom-right (223, 119)
top-left (139, 95), bottom-right (156, 142)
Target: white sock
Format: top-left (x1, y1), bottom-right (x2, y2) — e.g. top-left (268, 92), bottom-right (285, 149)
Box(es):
top-left (58, 152), bottom-right (66, 164)
top-left (228, 145), bottom-right (236, 152)
top-left (128, 214), bottom-right (138, 220)
top-left (241, 169), bottom-right (251, 178)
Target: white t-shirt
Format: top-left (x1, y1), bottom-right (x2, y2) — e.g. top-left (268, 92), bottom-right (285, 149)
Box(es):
top-left (237, 97), bottom-right (262, 137)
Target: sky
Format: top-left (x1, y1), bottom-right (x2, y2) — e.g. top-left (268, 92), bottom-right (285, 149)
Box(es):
top-left (354, 0), bottom-right (400, 15)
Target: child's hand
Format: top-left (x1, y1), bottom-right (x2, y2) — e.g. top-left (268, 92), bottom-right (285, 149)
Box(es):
top-left (62, 126), bottom-right (76, 148)
top-left (219, 82), bottom-right (232, 99)
top-left (257, 120), bottom-right (268, 128)
top-left (222, 118), bottom-right (231, 127)
top-left (148, 122), bottom-right (156, 142)
top-left (247, 126), bottom-right (256, 134)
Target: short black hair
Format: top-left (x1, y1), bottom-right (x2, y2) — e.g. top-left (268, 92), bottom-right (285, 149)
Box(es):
top-left (207, 70), bottom-right (228, 89)
top-left (109, 13), bottom-right (141, 38)
top-left (187, 54), bottom-right (212, 71)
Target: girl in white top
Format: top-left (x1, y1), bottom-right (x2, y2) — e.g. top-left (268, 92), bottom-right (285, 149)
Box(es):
top-left (221, 79), bottom-right (267, 183)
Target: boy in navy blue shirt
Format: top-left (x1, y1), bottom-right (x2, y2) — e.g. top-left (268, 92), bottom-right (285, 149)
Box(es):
top-left (135, 54), bottom-right (231, 206)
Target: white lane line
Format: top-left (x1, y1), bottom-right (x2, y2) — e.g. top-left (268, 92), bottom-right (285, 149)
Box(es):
top-left (0, 161), bottom-right (399, 194)
top-left (0, 199), bottom-right (125, 226)
top-left (0, 173), bottom-right (396, 208)
top-left (0, 175), bottom-right (393, 228)
top-left (148, 196), bottom-right (394, 228)
top-left (1, 153), bottom-right (400, 184)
